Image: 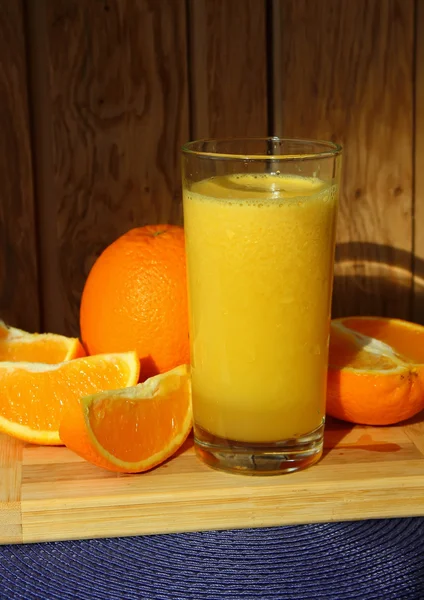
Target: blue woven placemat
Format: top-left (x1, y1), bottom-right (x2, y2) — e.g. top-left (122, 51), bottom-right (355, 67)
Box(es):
top-left (1, 519), bottom-right (424, 600)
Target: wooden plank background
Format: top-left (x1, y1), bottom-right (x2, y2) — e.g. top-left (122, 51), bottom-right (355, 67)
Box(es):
top-left (188, 0), bottom-right (268, 139)
top-left (0, 0), bottom-right (39, 331)
top-left (26, 0), bottom-right (189, 335)
top-left (0, 0), bottom-right (423, 334)
top-left (414, 0), bottom-right (424, 324)
top-left (272, 0), bottom-right (415, 320)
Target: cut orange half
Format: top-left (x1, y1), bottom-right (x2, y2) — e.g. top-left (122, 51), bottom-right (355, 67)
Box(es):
top-left (0, 351), bottom-right (139, 445)
top-left (0, 321), bottom-right (85, 363)
top-left (327, 316), bottom-right (424, 425)
top-left (59, 365), bottom-right (192, 473)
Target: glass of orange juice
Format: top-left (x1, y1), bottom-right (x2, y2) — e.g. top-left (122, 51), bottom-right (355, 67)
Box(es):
top-left (182, 138), bottom-right (342, 475)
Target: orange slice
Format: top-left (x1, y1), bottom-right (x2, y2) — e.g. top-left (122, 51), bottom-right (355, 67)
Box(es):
top-left (0, 321), bottom-right (85, 363)
top-left (327, 316), bottom-right (424, 425)
top-left (59, 365), bottom-right (192, 473)
top-left (0, 351), bottom-right (139, 445)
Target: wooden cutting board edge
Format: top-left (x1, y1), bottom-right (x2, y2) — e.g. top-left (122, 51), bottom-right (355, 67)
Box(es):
top-left (1, 415), bottom-right (424, 545)
top-left (18, 472), bottom-right (424, 545)
top-left (0, 434), bottom-right (23, 544)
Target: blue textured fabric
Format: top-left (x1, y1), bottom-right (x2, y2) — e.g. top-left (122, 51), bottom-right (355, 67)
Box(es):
top-left (1, 519), bottom-right (424, 600)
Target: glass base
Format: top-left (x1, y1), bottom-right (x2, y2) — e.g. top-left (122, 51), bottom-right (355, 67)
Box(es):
top-left (194, 422), bottom-right (324, 475)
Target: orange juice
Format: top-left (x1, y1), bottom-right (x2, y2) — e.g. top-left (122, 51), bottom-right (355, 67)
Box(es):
top-left (183, 173), bottom-right (338, 443)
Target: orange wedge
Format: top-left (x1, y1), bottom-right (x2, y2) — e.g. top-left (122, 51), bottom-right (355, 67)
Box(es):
top-left (327, 316), bottom-right (424, 425)
top-left (0, 351), bottom-right (139, 445)
top-left (0, 320), bottom-right (85, 363)
top-left (60, 365), bottom-right (192, 473)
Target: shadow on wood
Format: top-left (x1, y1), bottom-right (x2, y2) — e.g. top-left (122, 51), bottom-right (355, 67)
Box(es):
top-left (332, 242), bottom-right (424, 324)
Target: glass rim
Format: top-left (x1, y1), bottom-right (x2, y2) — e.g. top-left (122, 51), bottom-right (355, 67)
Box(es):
top-left (181, 136), bottom-right (342, 161)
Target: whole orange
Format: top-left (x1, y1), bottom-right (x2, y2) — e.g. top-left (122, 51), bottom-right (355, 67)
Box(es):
top-left (80, 225), bottom-right (189, 381)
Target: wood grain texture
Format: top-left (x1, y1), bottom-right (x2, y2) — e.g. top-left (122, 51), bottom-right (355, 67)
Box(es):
top-left (405, 415), bottom-right (424, 456)
top-left (273, 0), bottom-right (414, 319)
top-left (30, 0), bottom-right (189, 335)
top-left (0, 434), bottom-right (23, 544)
top-left (413, 0), bottom-right (424, 323)
top-left (188, 0), bottom-right (268, 138)
top-left (0, 0), bottom-right (40, 331)
top-left (1, 416), bottom-right (424, 545)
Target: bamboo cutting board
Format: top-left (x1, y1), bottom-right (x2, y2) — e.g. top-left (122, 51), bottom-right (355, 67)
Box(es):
top-left (1, 415), bottom-right (424, 545)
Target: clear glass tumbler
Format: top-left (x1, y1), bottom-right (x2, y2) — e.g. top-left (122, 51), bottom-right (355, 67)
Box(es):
top-left (182, 138), bottom-right (342, 475)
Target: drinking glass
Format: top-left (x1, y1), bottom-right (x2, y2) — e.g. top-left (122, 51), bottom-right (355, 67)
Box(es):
top-left (182, 138), bottom-right (342, 474)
